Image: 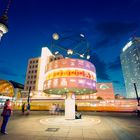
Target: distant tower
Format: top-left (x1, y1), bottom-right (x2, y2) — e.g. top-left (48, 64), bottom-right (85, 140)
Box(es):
top-left (0, 0), bottom-right (12, 41)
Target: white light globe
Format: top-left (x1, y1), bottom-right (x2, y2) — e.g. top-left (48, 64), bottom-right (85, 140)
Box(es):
top-left (52, 33), bottom-right (59, 40)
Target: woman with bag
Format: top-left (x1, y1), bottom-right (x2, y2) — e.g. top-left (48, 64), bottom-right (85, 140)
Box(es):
top-left (0, 99), bottom-right (12, 134)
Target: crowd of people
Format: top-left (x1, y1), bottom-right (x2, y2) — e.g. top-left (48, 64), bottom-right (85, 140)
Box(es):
top-left (49, 104), bottom-right (64, 115)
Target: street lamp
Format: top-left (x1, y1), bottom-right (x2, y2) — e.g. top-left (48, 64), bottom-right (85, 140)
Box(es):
top-left (27, 87), bottom-right (31, 104)
top-left (133, 83), bottom-right (139, 105)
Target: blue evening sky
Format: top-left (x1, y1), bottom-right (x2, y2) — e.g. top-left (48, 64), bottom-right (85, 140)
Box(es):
top-left (0, 0), bottom-right (140, 96)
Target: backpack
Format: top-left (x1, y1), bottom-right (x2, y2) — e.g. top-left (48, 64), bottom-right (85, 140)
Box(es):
top-left (1, 106), bottom-right (11, 117)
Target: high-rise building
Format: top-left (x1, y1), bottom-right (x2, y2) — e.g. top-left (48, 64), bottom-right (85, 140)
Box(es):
top-left (120, 37), bottom-right (140, 98)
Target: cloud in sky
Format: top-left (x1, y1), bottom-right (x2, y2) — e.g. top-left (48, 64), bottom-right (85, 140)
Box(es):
top-left (95, 21), bottom-right (139, 36)
top-left (0, 66), bottom-right (18, 77)
top-left (85, 20), bottom-right (139, 50)
top-left (0, 59), bottom-right (24, 78)
top-left (89, 52), bottom-right (110, 80)
top-left (108, 56), bottom-right (121, 70)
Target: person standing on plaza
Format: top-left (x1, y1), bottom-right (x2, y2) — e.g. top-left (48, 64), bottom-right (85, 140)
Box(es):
top-left (55, 104), bottom-right (60, 115)
top-left (0, 99), bottom-right (12, 134)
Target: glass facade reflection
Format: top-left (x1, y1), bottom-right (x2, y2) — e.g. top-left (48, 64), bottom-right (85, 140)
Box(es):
top-left (120, 37), bottom-right (140, 98)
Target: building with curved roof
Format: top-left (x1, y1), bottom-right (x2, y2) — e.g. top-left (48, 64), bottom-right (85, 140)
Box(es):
top-left (0, 80), bottom-right (24, 98)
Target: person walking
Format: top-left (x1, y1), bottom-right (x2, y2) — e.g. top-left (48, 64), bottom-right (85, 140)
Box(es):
top-left (21, 103), bottom-right (25, 115)
top-left (0, 99), bottom-right (12, 134)
top-left (26, 103), bottom-right (30, 115)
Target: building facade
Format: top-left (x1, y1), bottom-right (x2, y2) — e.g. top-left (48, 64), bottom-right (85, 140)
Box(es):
top-left (24, 47), bottom-right (115, 99)
top-left (120, 37), bottom-right (140, 98)
top-left (24, 57), bottom-right (40, 91)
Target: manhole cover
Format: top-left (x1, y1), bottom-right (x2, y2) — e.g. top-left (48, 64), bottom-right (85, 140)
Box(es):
top-left (46, 128), bottom-right (59, 132)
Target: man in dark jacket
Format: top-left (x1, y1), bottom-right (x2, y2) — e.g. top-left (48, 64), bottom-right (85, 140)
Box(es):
top-left (1, 99), bottom-right (12, 134)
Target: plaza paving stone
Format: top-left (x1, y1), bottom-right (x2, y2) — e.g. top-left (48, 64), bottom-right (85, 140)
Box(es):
top-left (0, 111), bottom-right (140, 140)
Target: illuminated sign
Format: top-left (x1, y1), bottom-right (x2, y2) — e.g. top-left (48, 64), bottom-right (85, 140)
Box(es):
top-left (44, 58), bottom-right (97, 94)
top-left (46, 58), bottom-right (95, 72)
top-left (46, 68), bottom-right (96, 80)
top-left (44, 77), bottom-right (96, 90)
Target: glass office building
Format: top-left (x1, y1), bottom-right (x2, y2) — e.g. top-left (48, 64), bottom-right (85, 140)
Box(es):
top-left (120, 37), bottom-right (140, 98)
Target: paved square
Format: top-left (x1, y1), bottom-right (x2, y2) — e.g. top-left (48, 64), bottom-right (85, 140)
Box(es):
top-left (0, 111), bottom-right (140, 140)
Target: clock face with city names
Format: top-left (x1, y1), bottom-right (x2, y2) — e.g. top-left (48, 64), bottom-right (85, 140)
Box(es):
top-left (99, 84), bottom-right (109, 90)
top-left (44, 58), bottom-right (97, 94)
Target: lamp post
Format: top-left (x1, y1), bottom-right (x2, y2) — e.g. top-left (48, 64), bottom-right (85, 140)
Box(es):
top-left (133, 83), bottom-right (139, 105)
top-left (27, 87), bottom-right (31, 104)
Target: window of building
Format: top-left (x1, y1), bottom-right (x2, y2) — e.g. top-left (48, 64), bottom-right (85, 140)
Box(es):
top-left (36, 60), bottom-right (38, 63)
top-left (32, 70), bottom-right (34, 73)
top-left (35, 65), bottom-right (38, 68)
top-left (26, 87), bottom-right (28, 90)
top-left (27, 81), bottom-right (29, 84)
top-left (31, 76), bottom-right (33, 79)
top-left (35, 70), bottom-right (37, 73)
top-left (28, 76), bottom-right (30, 79)
top-left (30, 61), bottom-right (32, 64)
top-left (33, 81), bottom-right (36, 84)
top-left (29, 66), bottom-right (31, 69)
top-left (30, 81), bottom-right (32, 84)
top-left (29, 71), bottom-right (31, 73)
top-left (32, 65), bottom-right (34, 68)
top-left (34, 75), bottom-right (36, 79)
